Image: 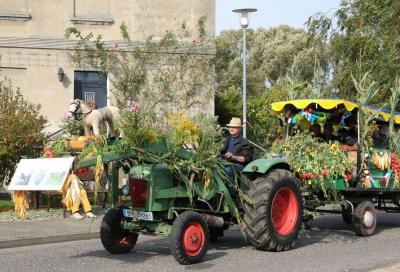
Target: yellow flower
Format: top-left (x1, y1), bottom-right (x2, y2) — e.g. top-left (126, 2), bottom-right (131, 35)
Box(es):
top-left (330, 143), bottom-right (340, 152)
top-left (166, 111), bottom-right (200, 144)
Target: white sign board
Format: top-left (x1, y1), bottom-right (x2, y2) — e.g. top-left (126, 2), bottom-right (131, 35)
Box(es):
top-left (8, 157), bottom-right (75, 191)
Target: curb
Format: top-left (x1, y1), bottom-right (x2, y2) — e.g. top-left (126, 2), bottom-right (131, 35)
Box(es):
top-left (0, 232), bottom-right (99, 249)
top-left (371, 264), bottom-right (400, 272)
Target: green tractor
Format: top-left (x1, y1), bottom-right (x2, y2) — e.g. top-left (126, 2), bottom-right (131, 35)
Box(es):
top-left (75, 136), bottom-right (304, 264)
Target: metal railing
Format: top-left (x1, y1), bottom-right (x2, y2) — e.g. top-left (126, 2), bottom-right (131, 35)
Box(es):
top-left (221, 127), bottom-right (267, 152)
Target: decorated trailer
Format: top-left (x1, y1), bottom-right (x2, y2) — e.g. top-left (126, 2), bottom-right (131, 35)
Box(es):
top-left (261, 99), bottom-right (400, 236)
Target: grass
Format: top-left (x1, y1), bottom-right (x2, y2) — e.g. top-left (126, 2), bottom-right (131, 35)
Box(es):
top-left (0, 200), bottom-right (14, 210)
top-left (0, 205), bottom-right (109, 223)
top-left (0, 192), bottom-right (111, 222)
top-left (0, 209), bottom-right (64, 223)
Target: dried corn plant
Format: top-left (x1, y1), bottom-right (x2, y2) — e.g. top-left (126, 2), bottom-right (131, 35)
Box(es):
top-left (352, 73), bottom-right (385, 157)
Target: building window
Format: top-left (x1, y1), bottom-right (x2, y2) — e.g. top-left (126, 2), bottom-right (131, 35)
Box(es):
top-left (0, 0), bottom-right (31, 21)
top-left (71, 0), bottom-right (114, 25)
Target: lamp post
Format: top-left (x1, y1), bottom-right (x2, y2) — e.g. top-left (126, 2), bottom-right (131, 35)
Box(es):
top-left (232, 8), bottom-right (257, 138)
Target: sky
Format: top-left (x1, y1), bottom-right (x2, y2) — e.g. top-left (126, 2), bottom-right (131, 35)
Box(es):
top-left (216, 0), bottom-right (341, 35)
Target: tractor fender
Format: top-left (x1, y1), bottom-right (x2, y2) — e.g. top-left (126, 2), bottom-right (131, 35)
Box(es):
top-left (242, 158), bottom-right (290, 174)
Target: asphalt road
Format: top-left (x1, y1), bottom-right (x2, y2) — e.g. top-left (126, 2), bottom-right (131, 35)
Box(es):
top-left (1, 211), bottom-right (400, 272)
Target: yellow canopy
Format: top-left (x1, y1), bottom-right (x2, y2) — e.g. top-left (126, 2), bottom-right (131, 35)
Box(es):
top-left (271, 99), bottom-right (400, 124)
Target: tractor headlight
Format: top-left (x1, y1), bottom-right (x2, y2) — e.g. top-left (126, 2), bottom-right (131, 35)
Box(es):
top-left (121, 184), bottom-right (130, 196)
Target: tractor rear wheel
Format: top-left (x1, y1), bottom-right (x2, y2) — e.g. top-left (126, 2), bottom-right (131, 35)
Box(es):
top-left (170, 211), bottom-right (209, 265)
top-left (243, 169), bottom-right (303, 251)
top-left (354, 201), bottom-right (376, 236)
top-left (100, 208), bottom-right (138, 254)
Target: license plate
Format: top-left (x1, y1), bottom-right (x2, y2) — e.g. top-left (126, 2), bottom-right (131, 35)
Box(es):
top-left (122, 209), bottom-right (153, 221)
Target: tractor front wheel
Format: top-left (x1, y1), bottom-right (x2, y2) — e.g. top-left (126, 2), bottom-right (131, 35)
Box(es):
top-left (243, 169), bottom-right (303, 251)
top-left (100, 208), bottom-right (138, 254)
top-left (170, 211), bottom-right (209, 265)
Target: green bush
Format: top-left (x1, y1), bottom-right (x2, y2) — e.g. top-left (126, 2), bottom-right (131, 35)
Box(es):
top-left (0, 77), bottom-right (47, 185)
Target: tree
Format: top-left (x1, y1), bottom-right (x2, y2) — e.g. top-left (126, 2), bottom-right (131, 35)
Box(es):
top-left (65, 19), bottom-right (215, 147)
top-left (215, 26), bottom-right (329, 97)
top-left (65, 18), bottom-right (214, 117)
top-left (307, 0), bottom-right (400, 103)
top-left (215, 26), bottom-right (329, 145)
top-left (0, 78), bottom-right (47, 186)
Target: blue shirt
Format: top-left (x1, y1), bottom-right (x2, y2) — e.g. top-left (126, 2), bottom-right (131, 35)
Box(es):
top-left (226, 136), bottom-right (240, 153)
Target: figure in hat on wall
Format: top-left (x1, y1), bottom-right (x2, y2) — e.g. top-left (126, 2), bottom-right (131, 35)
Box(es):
top-left (220, 117), bottom-right (254, 191)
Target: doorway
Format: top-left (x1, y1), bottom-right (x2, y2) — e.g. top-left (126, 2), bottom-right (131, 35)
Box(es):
top-left (74, 71), bottom-right (107, 108)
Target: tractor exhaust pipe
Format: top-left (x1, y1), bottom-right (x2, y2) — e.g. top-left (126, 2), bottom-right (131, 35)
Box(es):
top-left (202, 214), bottom-right (224, 228)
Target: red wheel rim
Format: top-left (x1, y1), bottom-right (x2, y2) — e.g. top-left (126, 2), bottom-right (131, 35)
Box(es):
top-left (182, 222), bottom-right (205, 256)
top-left (113, 218), bottom-right (134, 247)
top-left (271, 187), bottom-right (299, 236)
top-left (118, 234), bottom-right (135, 247)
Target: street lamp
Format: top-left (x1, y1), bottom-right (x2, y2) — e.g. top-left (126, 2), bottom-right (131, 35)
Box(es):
top-left (232, 8), bottom-right (257, 138)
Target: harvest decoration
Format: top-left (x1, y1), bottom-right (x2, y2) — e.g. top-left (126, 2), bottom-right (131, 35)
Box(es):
top-left (289, 107), bottom-right (332, 127)
top-left (12, 191), bottom-right (29, 219)
top-left (269, 132), bottom-right (352, 197)
top-left (42, 108), bottom-right (250, 225)
top-left (42, 134), bottom-right (111, 196)
top-left (116, 112), bottom-right (250, 224)
top-left (371, 151), bottom-right (390, 170)
top-left (390, 154), bottom-right (400, 188)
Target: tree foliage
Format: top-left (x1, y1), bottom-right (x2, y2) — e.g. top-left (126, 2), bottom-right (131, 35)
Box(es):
top-left (0, 78), bottom-right (47, 185)
top-left (215, 26), bottom-right (330, 146)
top-left (215, 26), bottom-right (330, 97)
top-left (65, 18), bottom-right (214, 114)
top-left (307, 0), bottom-right (400, 102)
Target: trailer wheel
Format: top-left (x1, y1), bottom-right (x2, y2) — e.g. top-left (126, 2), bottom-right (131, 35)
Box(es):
top-left (243, 169), bottom-right (303, 251)
top-left (170, 211), bottom-right (209, 265)
top-left (353, 201), bottom-right (376, 237)
top-left (100, 208), bottom-right (138, 254)
top-left (341, 205), bottom-right (354, 224)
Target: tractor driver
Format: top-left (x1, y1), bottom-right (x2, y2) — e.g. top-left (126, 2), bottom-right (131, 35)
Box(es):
top-left (220, 117), bottom-right (254, 182)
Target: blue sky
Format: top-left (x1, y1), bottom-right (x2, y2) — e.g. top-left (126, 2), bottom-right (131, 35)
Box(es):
top-left (216, 0), bottom-right (341, 34)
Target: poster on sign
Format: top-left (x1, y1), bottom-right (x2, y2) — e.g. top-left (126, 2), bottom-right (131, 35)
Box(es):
top-left (8, 157), bottom-right (75, 191)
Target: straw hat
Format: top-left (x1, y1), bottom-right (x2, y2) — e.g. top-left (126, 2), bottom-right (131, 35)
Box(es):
top-left (226, 117), bottom-right (242, 127)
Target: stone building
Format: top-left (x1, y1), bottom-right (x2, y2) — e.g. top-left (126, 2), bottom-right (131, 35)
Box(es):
top-left (0, 0), bottom-right (215, 132)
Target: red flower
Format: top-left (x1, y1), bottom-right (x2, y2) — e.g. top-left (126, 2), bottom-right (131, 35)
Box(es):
top-left (322, 169), bottom-right (330, 177)
top-left (301, 172), bottom-right (313, 180)
top-left (391, 154), bottom-right (399, 171)
top-left (344, 170), bottom-right (352, 180)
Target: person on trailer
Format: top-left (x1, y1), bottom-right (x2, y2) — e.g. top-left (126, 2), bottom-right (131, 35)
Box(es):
top-left (310, 123), bottom-right (321, 138)
top-left (220, 117), bottom-right (254, 182)
top-left (322, 123), bottom-right (338, 142)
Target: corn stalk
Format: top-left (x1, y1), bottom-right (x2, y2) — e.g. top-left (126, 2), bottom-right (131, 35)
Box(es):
top-left (352, 73), bottom-right (385, 157)
top-left (389, 78), bottom-right (400, 151)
